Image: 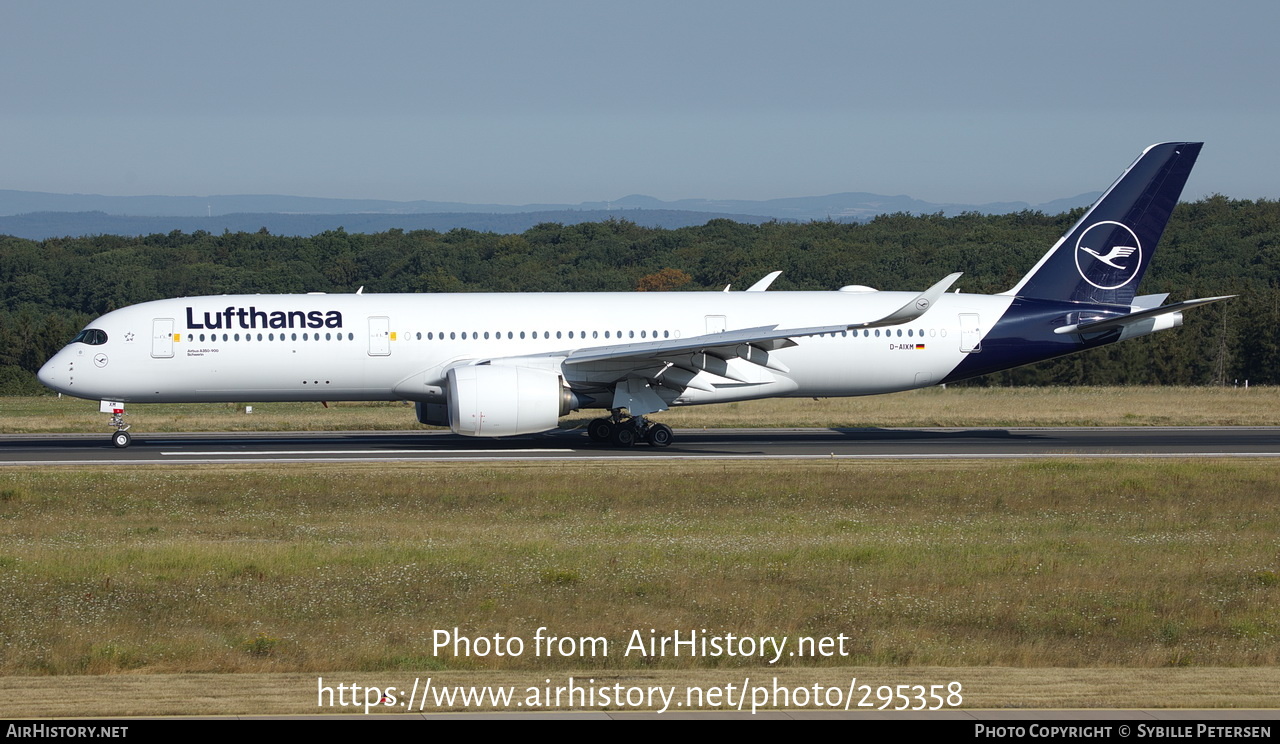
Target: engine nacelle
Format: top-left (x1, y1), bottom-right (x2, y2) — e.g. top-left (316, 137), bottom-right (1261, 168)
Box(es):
top-left (447, 365), bottom-right (577, 437)
top-left (1117, 312), bottom-right (1182, 341)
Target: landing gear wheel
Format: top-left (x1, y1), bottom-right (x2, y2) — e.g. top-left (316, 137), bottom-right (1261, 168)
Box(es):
top-left (611, 424), bottom-right (638, 448)
top-left (112, 430), bottom-right (132, 448)
top-left (587, 418), bottom-right (614, 442)
top-left (645, 423), bottom-right (673, 447)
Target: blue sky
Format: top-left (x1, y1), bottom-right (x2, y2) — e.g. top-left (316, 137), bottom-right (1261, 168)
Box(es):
top-left (3, 1), bottom-right (1277, 205)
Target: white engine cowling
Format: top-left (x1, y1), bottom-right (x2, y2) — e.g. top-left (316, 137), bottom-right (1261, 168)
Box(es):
top-left (447, 365), bottom-right (575, 437)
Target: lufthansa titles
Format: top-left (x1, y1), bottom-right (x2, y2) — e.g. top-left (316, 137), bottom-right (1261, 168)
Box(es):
top-left (186, 306), bottom-right (343, 330)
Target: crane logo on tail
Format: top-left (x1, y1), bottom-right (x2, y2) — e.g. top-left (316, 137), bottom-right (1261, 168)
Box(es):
top-left (1075, 221), bottom-right (1143, 290)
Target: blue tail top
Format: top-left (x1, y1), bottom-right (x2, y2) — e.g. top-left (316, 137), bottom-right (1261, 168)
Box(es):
top-left (1005, 142), bottom-right (1202, 306)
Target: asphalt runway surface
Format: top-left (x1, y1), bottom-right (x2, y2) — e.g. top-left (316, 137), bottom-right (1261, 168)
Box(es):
top-left (3, 426), bottom-right (1280, 466)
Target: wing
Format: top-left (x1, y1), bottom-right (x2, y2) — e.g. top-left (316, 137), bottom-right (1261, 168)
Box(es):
top-left (565, 271), bottom-right (961, 365)
top-left (457, 273), bottom-right (962, 416)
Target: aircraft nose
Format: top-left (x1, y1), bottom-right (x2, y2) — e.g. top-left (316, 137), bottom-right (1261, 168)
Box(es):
top-left (37, 354), bottom-right (67, 392)
top-left (37, 358), bottom-right (55, 388)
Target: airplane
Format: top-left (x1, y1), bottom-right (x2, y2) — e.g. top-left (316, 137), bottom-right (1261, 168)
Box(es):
top-left (37, 142), bottom-right (1231, 449)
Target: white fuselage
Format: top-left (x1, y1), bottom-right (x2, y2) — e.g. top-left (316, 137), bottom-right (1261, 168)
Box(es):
top-left (37, 289), bottom-right (1011, 407)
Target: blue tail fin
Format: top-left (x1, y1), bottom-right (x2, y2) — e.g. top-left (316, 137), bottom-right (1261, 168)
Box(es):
top-left (1005, 142), bottom-right (1202, 305)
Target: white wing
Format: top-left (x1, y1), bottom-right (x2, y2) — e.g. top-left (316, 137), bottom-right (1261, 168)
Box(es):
top-left (451, 273), bottom-right (962, 415)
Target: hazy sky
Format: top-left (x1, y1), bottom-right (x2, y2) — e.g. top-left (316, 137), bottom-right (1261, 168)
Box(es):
top-left (3, 1), bottom-right (1277, 205)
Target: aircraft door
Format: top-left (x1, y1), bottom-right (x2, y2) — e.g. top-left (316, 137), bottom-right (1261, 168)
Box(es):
top-left (705, 315), bottom-right (727, 334)
top-left (959, 314), bottom-right (982, 353)
top-left (368, 316), bottom-right (391, 356)
top-left (151, 318), bottom-right (175, 358)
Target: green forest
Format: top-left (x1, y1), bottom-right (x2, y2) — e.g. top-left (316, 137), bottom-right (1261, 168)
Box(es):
top-left (2, 195), bottom-right (1277, 394)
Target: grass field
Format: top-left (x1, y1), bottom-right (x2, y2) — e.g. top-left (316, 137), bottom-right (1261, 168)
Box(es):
top-left (3, 668), bottom-right (1277, 717)
top-left (1, 458), bottom-right (1277, 715)
top-left (1, 385), bottom-right (1278, 434)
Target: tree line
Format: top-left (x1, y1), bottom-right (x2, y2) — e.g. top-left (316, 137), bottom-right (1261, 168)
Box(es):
top-left (2, 195), bottom-right (1277, 394)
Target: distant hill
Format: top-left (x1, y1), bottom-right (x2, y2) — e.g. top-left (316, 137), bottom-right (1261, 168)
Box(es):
top-left (588, 192), bottom-right (1097, 222)
top-left (0, 190), bottom-right (533, 218)
top-left (0, 188), bottom-right (1100, 235)
top-left (0, 209), bottom-right (787, 241)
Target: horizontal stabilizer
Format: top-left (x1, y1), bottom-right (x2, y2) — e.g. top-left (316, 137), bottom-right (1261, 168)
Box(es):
top-left (1054, 295), bottom-right (1234, 335)
top-left (1131, 293), bottom-right (1169, 310)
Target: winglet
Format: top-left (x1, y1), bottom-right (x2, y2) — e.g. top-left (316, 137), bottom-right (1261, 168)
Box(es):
top-left (850, 272), bottom-right (962, 329)
top-left (746, 271), bottom-right (783, 292)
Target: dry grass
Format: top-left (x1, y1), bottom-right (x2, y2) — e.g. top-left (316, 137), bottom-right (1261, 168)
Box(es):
top-left (1, 460), bottom-right (1276, 695)
top-left (3, 667), bottom-right (1278, 717)
top-left (2, 386), bottom-right (1279, 434)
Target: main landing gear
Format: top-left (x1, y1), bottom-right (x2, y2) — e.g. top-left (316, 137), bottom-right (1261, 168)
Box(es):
top-left (587, 411), bottom-right (673, 448)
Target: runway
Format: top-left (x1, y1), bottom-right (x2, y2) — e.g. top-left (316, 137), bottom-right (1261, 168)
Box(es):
top-left (3, 426), bottom-right (1280, 466)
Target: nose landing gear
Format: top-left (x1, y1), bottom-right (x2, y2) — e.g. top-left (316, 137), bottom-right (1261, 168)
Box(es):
top-left (105, 403), bottom-right (131, 448)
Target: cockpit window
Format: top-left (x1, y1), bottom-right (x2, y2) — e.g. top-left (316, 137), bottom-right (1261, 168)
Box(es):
top-left (71, 329), bottom-right (109, 345)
